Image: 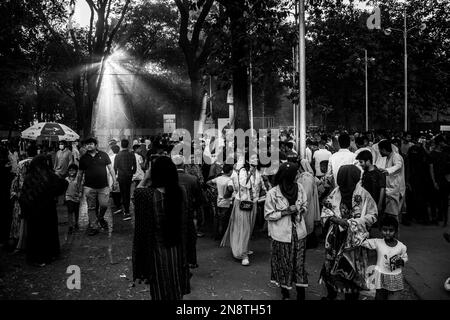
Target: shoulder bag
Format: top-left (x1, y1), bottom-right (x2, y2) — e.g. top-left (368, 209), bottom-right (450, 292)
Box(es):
top-left (238, 168), bottom-right (254, 211)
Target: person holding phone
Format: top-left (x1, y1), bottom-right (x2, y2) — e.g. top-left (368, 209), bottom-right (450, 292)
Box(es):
top-left (264, 162), bottom-right (308, 300)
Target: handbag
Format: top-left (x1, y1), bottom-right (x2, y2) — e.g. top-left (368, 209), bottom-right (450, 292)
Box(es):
top-left (238, 168), bottom-right (254, 211)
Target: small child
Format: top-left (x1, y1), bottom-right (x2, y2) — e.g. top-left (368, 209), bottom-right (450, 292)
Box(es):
top-left (361, 215), bottom-right (408, 300)
top-left (65, 164), bottom-right (81, 234)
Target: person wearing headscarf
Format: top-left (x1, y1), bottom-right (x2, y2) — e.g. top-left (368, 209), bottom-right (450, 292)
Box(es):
top-left (264, 162), bottom-right (308, 300)
top-left (319, 164), bottom-right (378, 300)
top-left (221, 154), bottom-right (265, 266)
top-left (9, 145), bottom-right (37, 251)
top-left (132, 156), bottom-right (190, 300)
top-left (296, 159), bottom-right (321, 248)
top-left (299, 158), bottom-right (314, 175)
top-left (20, 154), bottom-right (67, 266)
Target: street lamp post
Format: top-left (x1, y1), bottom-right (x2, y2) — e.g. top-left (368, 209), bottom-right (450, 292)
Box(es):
top-left (384, 8), bottom-right (426, 132)
top-left (365, 49), bottom-right (369, 132)
top-left (297, 0), bottom-right (306, 160)
top-left (357, 50), bottom-right (375, 132)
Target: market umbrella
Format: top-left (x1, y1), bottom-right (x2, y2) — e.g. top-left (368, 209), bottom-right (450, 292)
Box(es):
top-left (21, 122), bottom-right (80, 142)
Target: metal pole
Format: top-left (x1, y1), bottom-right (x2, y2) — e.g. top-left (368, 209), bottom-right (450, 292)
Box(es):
top-left (298, 0), bottom-right (306, 159)
top-left (249, 62), bottom-right (254, 135)
top-left (209, 75), bottom-right (213, 117)
top-left (292, 46), bottom-right (296, 132)
top-left (294, 1), bottom-right (299, 149)
top-left (365, 49), bottom-right (369, 132)
top-left (293, 2), bottom-right (298, 141)
top-left (404, 8), bottom-right (408, 132)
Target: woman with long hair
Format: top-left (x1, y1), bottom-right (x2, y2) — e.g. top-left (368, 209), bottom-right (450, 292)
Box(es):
top-left (132, 156), bottom-right (190, 300)
top-left (20, 154), bottom-right (67, 266)
top-left (265, 162), bottom-right (309, 300)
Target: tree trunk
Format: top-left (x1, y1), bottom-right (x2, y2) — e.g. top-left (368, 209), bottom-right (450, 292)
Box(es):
top-left (72, 74), bottom-right (84, 135)
top-left (35, 73), bottom-right (43, 122)
top-left (228, 3), bottom-right (249, 131)
top-left (85, 67), bottom-right (98, 138)
top-left (187, 70), bottom-right (203, 135)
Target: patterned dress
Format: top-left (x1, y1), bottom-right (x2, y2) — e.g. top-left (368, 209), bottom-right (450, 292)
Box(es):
top-left (270, 225), bottom-right (308, 289)
top-left (319, 186), bottom-right (378, 294)
top-left (320, 183), bottom-right (378, 294)
top-left (132, 187), bottom-right (190, 300)
top-left (9, 158), bottom-right (32, 243)
top-left (265, 184), bottom-right (309, 290)
top-left (320, 202), bottom-right (369, 293)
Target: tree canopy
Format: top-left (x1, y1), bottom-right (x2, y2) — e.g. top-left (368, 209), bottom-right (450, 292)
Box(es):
top-left (1, 0), bottom-right (448, 136)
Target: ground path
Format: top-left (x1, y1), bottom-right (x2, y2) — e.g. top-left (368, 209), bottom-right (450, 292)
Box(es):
top-left (2, 202), bottom-right (443, 300)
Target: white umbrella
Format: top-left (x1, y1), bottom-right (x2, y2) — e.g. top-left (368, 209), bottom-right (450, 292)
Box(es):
top-left (21, 122), bottom-right (80, 142)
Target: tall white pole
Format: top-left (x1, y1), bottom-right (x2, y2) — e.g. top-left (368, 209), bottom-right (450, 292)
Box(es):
top-left (365, 49), bottom-right (369, 132)
top-left (292, 46), bottom-right (296, 133)
top-left (404, 8), bottom-right (408, 132)
top-left (249, 62), bottom-right (254, 135)
top-left (298, 0), bottom-right (306, 159)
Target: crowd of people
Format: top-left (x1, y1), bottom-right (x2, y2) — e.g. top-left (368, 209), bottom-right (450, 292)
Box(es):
top-left (0, 128), bottom-right (449, 300)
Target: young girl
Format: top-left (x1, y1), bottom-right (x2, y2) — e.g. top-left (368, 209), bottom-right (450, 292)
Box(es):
top-left (361, 215), bottom-right (408, 300)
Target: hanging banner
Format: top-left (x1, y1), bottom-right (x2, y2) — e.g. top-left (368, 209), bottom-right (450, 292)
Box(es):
top-left (227, 86), bottom-right (233, 104)
top-left (163, 114), bottom-right (176, 134)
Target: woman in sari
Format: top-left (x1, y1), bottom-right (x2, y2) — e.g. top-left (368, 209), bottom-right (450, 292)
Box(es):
top-left (132, 156), bottom-right (190, 300)
top-left (265, 162), bottom-right (308, 300)
top-left (297, 159), bottom-right (321, 247)
top-left (20, 154), bottom-right (67, 266)
top-left (9, 145), bottom-right (37, 252)
top-left (319, 164), bottom-right (378, 300)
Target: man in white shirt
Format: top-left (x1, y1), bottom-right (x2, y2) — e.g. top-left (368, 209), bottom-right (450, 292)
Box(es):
top-left (207, 164), bottom-right (234, 240)
top-left (326, 133), bottom-right (356, 185)
top-left (377, 140), bottom-right (405, 221)
top-left (372, 139), bottom-right (399, 168)
top-left (313, 140), bottom-right (332, 177)
top-left (305, 139), bottom-right (313, 163)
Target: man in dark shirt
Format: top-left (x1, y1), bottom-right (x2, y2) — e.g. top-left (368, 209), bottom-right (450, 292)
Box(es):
top-left (114, 139), bottom-right (136, 221)
top-left (429, 135), bottom-right (450, 226)
top-left (173, 155), bottom-right (203, 269)
top-left (285, 141), bottom-right (299, 164)
top-left (356, 150), bottom-right (386, 214)
top-left (78, 137), bottom-right (118, 235)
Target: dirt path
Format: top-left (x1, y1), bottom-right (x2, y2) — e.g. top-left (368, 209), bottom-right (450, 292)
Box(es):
top-left (0, 203), bottom-right (418, 300)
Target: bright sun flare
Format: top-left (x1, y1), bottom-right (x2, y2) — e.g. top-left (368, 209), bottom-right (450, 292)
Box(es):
top-left (73, 1), bottom-right (93, 28)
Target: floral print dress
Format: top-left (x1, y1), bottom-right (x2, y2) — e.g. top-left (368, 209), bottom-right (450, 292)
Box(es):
top-left (319, 184), bottom-right (378, 293)
top-left (9, 158), bottom-right (32, 242)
